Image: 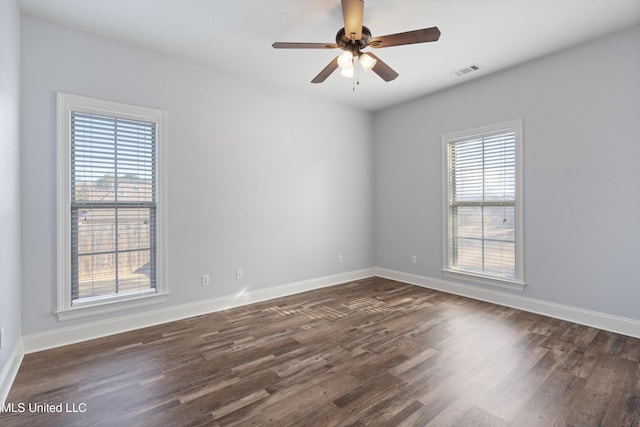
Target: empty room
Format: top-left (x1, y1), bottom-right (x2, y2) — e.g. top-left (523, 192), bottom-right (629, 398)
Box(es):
top-left (1, 0), bottom-right (640, 425)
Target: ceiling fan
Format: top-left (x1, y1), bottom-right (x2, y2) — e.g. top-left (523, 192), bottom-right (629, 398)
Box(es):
top-left (272, 0), bottom-right (441, 84)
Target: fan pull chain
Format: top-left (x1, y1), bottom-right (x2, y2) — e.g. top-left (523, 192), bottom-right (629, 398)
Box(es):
top-left (353, 60), bottom-right (356, 91)
top-left (352, 55), bottom-right (360, 91)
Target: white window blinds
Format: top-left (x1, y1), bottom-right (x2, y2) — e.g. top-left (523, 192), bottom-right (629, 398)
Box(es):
top-left (70, 112), bottom-right (157, 302)
top-left (444, 119), bottom-right (523, 285)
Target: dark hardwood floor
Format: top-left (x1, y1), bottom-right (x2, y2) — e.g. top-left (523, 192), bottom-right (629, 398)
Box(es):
top-left (2, 277), bottom-right (640, 426)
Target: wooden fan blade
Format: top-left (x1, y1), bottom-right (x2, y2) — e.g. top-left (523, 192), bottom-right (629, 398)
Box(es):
top-left (311, 57), bottom-right (339, 83)
top-left (272, 42), bottom-right (338, 49)
top-left (341, 0), bottom-right (364, 41)
top-left (366, 53), bottom-right (398, 82)
top-left (368, 27), bottom-right (441, 49)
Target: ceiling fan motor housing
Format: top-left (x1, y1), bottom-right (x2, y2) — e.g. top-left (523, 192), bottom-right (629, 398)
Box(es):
top-left (336, 26), bottom-right (372, 53)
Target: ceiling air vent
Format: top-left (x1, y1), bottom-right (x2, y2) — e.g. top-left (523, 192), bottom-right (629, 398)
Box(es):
top-left (453, 64), bottom-right (481, 76)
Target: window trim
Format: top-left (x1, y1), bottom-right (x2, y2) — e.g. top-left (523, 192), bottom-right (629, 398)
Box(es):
top-left (441, 119), bottom-right (525, 291)
top-left (56, 92), bottom-right (168, 321)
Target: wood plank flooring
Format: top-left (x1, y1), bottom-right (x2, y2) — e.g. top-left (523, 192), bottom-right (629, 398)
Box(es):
top-left (2, 277), bottom-right (640, 426)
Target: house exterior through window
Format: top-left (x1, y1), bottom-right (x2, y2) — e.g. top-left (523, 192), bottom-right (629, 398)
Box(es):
top-left (57, 93), bottom-right (168, 320)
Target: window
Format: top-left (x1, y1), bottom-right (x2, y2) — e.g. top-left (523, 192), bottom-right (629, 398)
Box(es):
top-left (442, 119), bottom-right (524, 290)
top-left (57, 93), bottom-right (167, 320)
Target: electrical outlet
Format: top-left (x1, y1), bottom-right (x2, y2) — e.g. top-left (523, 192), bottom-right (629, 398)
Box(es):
top-left (236, 268), bottom-right (244, 280)
top-left (338, 254), bottom-right (344, 264)
top-left (201, 274), bottom-right (210, 286)
top-left (411, 255), bottom-right (417, 264)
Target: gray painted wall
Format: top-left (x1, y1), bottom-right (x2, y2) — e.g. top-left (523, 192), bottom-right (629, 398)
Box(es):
top-left (20, 15), bottom-right (374, 335)
top-left (0, 0), bottom-right (22, 374)
top-left (374, 25), bottom-right (640, 320)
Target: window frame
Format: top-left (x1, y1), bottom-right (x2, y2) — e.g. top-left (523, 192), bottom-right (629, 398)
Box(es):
top-left (56, 92), bottom-right (168, 321)
top-left (441, 119), bottom-right (525, 291)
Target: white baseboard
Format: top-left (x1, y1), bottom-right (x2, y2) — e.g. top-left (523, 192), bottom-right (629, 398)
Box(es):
top-left (23, 268), bottom-right (375, 354)
top-left (0, 338), bottom-right (24, 406)
top-left (374, 267), bottom-right (640, 339)
top-left (19, 265), bottom-right (640, 359)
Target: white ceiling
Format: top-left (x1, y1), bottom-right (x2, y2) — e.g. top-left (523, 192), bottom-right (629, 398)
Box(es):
top-left (17, 0), bottom-right (640, 112)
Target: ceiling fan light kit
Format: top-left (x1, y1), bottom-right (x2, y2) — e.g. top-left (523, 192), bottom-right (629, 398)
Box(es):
top-left (272, 0), bottom-right (441, 87)
top-left (337, 51), bottom-right (354, 69)
top-left (340, 66), bottom-right (354, 78)
top-left (359, 53), bottom-right (377, 73)
top-left (337, 51), bottom-right (375, 75)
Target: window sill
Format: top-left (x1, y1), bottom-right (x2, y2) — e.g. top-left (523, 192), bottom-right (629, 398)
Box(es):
top-left (442, 269), bottom-right (526, 292)
top-left (56, 292), bottom-right (169, 321)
